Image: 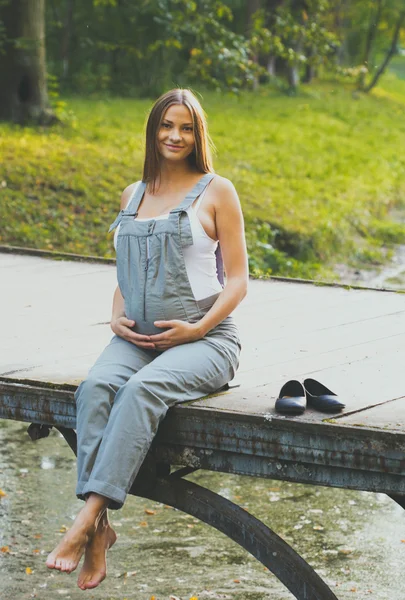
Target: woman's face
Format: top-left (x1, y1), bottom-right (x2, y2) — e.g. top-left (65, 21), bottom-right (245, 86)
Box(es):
top-left (157, 104), bottom-right (195, 162)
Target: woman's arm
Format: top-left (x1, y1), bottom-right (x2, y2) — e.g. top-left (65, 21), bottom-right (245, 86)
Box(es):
top-left (192, 176), bottom-right (248, 336)
top-left (110, 285), bottom-right (157, 349)
top-left (111, 285), bottom-right (125, 322)
top-left (151, 177), bottom-right (248, 349)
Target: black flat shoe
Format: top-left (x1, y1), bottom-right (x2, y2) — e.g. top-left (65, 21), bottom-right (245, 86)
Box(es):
top-left (275, 380), bottom-right (306, 415)
top-left (303, 378), bottom-right (345, 412)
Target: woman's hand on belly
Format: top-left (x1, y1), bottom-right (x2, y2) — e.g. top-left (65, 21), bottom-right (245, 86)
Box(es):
top-left (149, 320), bottom-right (201, 350)
top-left (111, 316), bottom-right (157, 349)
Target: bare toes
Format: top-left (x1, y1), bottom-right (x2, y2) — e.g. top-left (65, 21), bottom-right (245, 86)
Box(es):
top-left (86, 578), bottom-right (102, 589)
top-left (67, 561), bottom-right (75, 573)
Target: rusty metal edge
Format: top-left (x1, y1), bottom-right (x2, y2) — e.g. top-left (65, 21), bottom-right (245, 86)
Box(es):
top-left (0, 376), bottom-right (77, 392)
top-left (154, 445), bottom-right (405, 494)
top-left (173, 403), bottom-right (405, 444)
top-left (1, 379), bottom-right (403, 492)
top-left (0, 379), bottom-right (404, 446)
top-left (1, 378), bottom-right (403, 443)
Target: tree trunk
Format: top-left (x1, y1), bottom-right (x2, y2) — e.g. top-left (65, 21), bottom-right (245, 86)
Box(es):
top-left (60, 0), bottom-right (75, 80)
top-left (287, 63), bottom-right (300, 89)
top-left (332, 0), bottom-right (349, 66)
top-left (267, 55), bottom-right (276, 76)
top-left (364, 10), bottom-right (405, 93)
top-left (303, 62), bottom-right (315, 84)
top-left (0, 0), bottom-right (54, 123)
top-left (362, 0), bottom-right (383, 68)
top-left (246, 0), bottom-right (261, 89)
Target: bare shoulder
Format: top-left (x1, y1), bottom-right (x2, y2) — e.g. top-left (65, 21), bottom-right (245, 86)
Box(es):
top-left (210, 175), bottom-right (241, 211)
top-left (120, 181), bottom-right (141, 210)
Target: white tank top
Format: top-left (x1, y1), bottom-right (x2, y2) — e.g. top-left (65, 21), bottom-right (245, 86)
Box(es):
top-left (114, 181), bottom-right (223, 301)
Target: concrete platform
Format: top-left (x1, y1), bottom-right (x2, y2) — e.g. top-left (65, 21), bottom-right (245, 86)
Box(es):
top-left (1, 251), bottom-right (404, 494)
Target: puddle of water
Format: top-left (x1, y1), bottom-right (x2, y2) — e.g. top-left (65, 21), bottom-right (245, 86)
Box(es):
top-left (0, 419), bottom-right (404, 600)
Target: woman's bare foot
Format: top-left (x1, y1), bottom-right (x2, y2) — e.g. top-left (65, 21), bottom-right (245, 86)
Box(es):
top-left (46, 508), bottom-right (97, 573)
top-left (77, 513), bottom-right (117, 590)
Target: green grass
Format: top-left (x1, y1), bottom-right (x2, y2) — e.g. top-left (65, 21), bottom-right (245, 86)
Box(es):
top-left (1, 68), bottom-right (405, 279)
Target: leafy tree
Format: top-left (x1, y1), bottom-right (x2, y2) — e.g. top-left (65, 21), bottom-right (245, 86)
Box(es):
top-left (45, 0), bottom-right (259, 96)
top-left (363, 5), bottom-right (405, 92)
top-left (250, 0), bottom-right (338, 91)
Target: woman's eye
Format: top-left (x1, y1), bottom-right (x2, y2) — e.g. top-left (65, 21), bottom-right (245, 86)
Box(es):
top-left (161, 123), bottom-right (192, 132)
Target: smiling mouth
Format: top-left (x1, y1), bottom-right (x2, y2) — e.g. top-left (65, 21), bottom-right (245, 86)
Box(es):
top-left (165, 144), bottom-right (183, 149)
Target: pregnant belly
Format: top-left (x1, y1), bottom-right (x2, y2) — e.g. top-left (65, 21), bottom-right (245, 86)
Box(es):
top-left (125, 293), bottom-right (197, 336)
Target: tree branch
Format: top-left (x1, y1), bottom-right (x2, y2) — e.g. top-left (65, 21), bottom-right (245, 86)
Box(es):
top-left (364, 9), bottom-right (405, 93)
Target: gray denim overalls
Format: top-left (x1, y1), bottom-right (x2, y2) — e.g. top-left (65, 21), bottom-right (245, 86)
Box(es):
top-left (75, 173), bottom-right (241, 509)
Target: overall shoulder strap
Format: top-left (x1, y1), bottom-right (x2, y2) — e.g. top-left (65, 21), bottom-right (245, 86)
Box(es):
top-left (108, 181), bottom-right (144, 233)
top-left (170, 173), bottom-right (215, 214)
top-left (126, 180), bottom-right (145, 214)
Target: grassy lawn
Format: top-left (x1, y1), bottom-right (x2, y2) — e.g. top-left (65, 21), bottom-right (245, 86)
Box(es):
top-left (1, 68), bottom-right (405, 279)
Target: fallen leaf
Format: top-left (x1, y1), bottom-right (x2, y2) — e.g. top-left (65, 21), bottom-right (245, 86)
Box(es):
top-left (150, 597), bottom-right (156, 600)
top-left (350, 587), bottom-right (357, 592)
top-left (0, 489), bottom-right (6, 498)
top-left (33, 549), bottom-right (40, 554)
top-left (233, 579), bottom-right (240, 583)
top-left (401, 539), bottom-right (405, 543)
top-left (145, 509), bottom-right (156, 515)
top-left (190, 596), bottom-right (199, 600)
top-left (58, 525), bottom-right (68, 533)
top-left (124, 570), bottom-right (137, 578)
top-left (139, 521), bottom-right (148, 527)
top-left (313, 525), bottom-right (324, 531)
top-left (34, 534), bottom-right (42, 539)
top-left (1, 546), bottom-right (9, 553)
top-left (25, 567), bottom-right (33, 575)
top-left (187, 524), bottom-right (194, 529)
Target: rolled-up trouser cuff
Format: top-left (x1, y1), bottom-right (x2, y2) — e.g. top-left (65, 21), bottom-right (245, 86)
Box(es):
top-left (78, 478), bottom-right (126, 511)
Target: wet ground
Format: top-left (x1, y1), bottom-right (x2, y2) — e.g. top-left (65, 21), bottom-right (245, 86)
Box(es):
top-left (335, 244), bottom-right (405, 290)
top-left (0, 419), bottom-right (404, 600)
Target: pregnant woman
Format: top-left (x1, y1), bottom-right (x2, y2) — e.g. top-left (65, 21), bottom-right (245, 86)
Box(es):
top-left (46, 88), bottom-right (248, 590)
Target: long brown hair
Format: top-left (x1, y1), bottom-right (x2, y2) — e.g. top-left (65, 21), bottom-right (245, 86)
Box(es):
top-left (142, 88), bottom-right (215, 193)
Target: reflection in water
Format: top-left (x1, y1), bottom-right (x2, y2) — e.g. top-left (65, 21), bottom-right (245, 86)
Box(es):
top-left (0, 419), bottom-right (404, 600)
